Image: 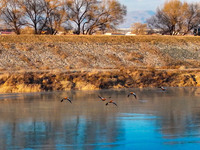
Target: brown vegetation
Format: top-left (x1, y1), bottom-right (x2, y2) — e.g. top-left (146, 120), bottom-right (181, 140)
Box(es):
top-left (147, 0), bottom-right (200, 35)
top-left (131, 22), bottom-right (147, 35)
top-left (0, 35), bottom-right (200, 93)
top-left (0, 69), bottom-right (199, 93)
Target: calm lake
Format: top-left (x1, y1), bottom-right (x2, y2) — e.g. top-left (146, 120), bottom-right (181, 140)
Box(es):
top-left (1, 87), bottom-right (200, 150)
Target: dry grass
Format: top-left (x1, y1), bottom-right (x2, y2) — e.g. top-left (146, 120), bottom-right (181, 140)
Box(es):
top-left (126, 51), bottom-right (144, 63)
top-left (0, 35), bottom-right (199, 69)
top-left (106, 53), bottom-right (121, 62)
top-left (0, 69), bottom-right (199, 93)
top-left (19, 55), bottom-right (31, 63)
top-left (16, 44), bottom-right (32, 51)
top-left (0, 35), bottom-right (200, 84)
top-left (52, 47), bottom-right (68, 59)
top-left (0, 35), bottom-right (200, 44)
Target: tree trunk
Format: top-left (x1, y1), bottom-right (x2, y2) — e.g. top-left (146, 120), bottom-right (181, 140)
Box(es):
top-left (34, 24), bottom-right (38, 34)
top-left (15, 28), bottom-right (20, 35)
top-left (77, 23), bottom-right (81, 35)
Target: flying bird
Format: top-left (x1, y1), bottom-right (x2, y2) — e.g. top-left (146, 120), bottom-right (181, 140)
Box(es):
top-left (61, 97), bottom-right (72, 103)
top-left (128, 92), bottom-right (137, 99)
top-left (105, 100), bottom-right (117, 106)
top-left (159, 86), bottom-right (166, 91)
top-left (98, 95), bottom-right (111, 101)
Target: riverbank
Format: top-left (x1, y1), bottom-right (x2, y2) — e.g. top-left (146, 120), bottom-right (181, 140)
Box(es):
top-left (0, 35), bottom-right (200, 93)
top-left (0, 69), bottom-right (199, 93)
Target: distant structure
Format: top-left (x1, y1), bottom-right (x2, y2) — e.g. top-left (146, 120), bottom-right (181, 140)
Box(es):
top-left (125, 32), bottom-right (136, 36)
top-left (0, 28), bottom-right (15, 35)
top-left (104, 28), bottom-right (136, 36)
top-left (104, 32), bottom-right (125, 35)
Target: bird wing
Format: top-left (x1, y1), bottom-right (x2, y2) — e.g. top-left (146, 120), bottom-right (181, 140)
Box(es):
top-left (105, 102), bottom-right (109, 105)
top-left (61, 99), bottom-right (64, 102)
top-left (127, 94), bottom-right (130, 97)
top-left (112, 102), bottom-right (117, 106)
top-left (67, 98), bottom-right (72, 104)
top-left (98, 95), bottom-right (103, 99)
top-left (133, 94), bottom-right (137, 99)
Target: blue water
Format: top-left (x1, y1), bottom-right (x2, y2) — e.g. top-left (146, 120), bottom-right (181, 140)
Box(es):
top-left (0, 87), bottom-right (200, 149)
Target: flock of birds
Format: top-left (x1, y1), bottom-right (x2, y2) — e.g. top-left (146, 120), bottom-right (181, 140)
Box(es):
top-left (60, 86), bottom-right (166, 106)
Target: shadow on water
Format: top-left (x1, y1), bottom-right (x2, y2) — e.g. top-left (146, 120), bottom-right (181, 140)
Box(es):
top-left (1, 87), bottom-right (200, 149)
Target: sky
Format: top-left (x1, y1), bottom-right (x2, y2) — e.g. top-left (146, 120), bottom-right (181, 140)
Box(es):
top-left (118, 0), bottom-right (200, 11)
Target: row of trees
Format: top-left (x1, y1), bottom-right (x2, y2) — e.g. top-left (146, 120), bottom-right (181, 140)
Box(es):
top-left (0, 0), bottom-right (126, 35)
top-left (147, 0), bottom-right (200, 35)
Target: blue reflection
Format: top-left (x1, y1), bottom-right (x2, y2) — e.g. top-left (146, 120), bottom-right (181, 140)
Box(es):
top-left (0, 88), bottom-right (200, 149)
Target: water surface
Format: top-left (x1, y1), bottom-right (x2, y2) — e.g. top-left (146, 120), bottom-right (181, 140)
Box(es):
top-left (1, 87), bottom-right (200, 149)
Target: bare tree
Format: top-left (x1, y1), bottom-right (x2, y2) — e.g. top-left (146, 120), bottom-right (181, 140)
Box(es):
top-left (21, 0), bottom-right (46, 34)
top-left (147, 0), bottom-right (200, 35)
top-left (0, 0), bottom-right (126, 35)
top-left (147, 8), bottom-right (172, 35)
top-left (65, 0), bottom-right (97, 34)
top-left (0, 0), bottom-right (25, 34)
top-left (65, 0), bottom-right (126, 35)
top-left (84, 0), bottom-right (127, 35)
top-left (183, 3), bottom-right (200, 35)
top-left (44, 0), bottom-right (67, 34)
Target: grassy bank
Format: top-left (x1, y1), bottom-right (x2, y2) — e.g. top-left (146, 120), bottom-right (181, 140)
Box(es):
top-left (0, 69), bottom-right (199, 93)
top-left (0, 35), bottom-right (200, 93)
top-left (1, 35), bottom-right (200, 44)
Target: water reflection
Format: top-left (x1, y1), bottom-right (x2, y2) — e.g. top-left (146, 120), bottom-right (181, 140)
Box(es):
top-left (0, 87), bottom-right (200, 149)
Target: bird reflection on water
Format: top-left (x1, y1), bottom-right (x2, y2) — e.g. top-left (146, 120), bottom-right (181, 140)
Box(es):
top-left (0, 87), bottom-right (200, 149)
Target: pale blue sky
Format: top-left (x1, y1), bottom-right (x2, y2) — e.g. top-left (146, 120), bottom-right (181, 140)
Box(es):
top-left (118, 0), bottom-right (200, 11)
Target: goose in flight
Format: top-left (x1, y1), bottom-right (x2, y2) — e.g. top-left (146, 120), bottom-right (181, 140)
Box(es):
top-left (98, 95), bottom-right (111, 101)
top-left (159, 86), bottom-right (166, 91)
top-left (106, 100), bottom-right (117, 106)
top-left (61, 97), bottom-right (72, 103)
top-left (128, 92), bottom-right (137, 99)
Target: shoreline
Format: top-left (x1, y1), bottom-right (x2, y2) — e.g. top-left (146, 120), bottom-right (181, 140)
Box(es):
top-left (0, 69), bottom-right (199, 93)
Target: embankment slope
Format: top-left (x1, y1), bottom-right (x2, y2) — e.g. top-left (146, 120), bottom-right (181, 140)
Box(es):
top-left (0, 35), bottom-right (200, 93)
